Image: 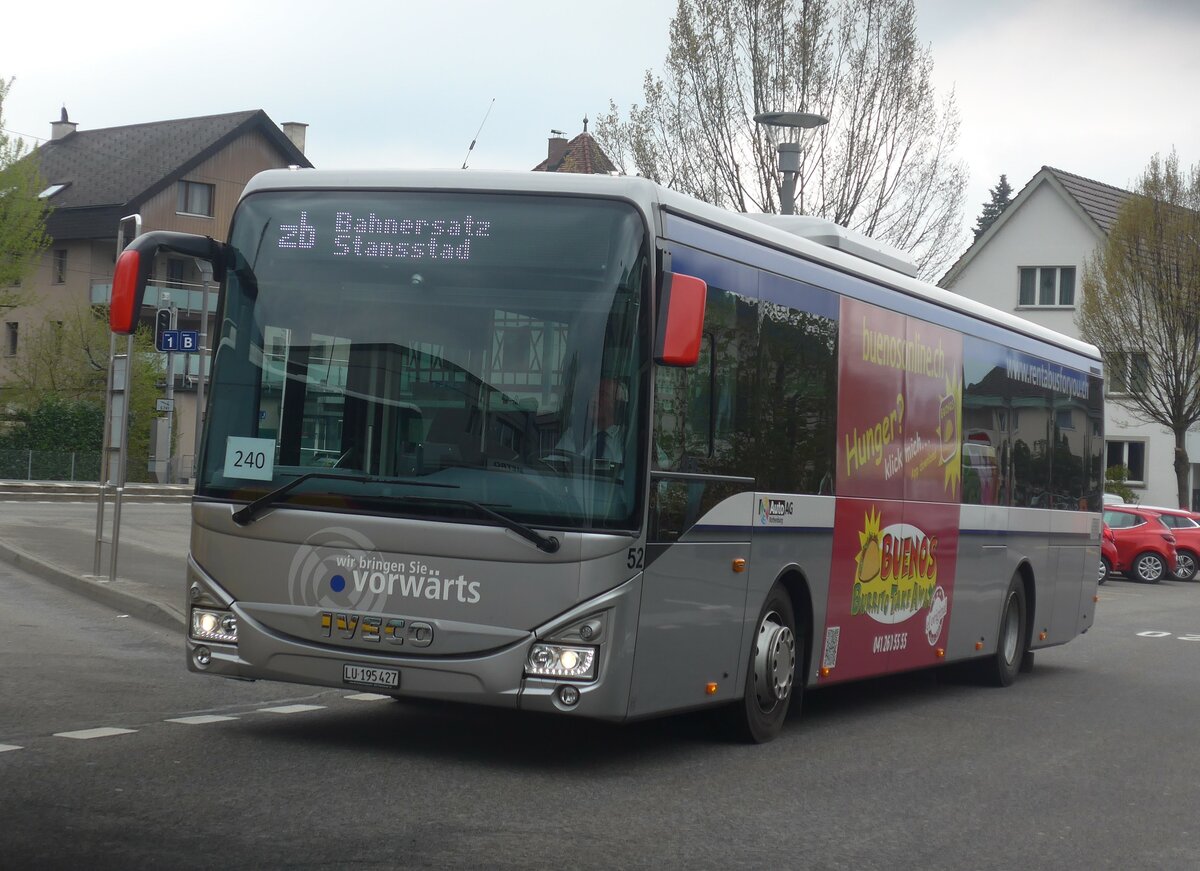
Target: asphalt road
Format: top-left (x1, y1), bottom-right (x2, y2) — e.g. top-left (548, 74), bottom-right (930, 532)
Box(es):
top-left (3, 552), bottom-right (1200, 870)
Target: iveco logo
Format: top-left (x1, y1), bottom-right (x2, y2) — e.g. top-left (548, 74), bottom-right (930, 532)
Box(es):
top-left (319, 612), bottom-right (434, 648)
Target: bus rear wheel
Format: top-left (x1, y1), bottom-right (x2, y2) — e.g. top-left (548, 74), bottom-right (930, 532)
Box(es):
top-left (731, 584), bottom-right (799, 743)
top-left (977, 575), bottom-right (1027, 688)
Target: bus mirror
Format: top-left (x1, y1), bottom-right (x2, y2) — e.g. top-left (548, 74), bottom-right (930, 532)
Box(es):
top-left (654, 272), bottom-right (707, 366)
top-left (109, 231), bottom-right (227, 335)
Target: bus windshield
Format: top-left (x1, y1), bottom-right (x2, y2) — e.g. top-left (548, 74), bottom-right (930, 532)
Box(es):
top-left (196, 190), bottom-right (650, 532)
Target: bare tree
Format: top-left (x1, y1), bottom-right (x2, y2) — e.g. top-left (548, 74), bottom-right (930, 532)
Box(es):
top-left (1078, 151), bottom-right (1200, 508)
top-left (595, 0), bottom-right (967, 279)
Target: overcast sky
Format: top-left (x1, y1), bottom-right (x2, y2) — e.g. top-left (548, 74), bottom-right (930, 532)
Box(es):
top-left (3, 0), bottom-right (1198, 244)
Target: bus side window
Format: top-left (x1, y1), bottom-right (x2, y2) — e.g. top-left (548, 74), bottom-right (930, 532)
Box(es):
top-left (653, 365), bottom-right (685, 470)
top-left (653, 333), bottom-right (713, 470)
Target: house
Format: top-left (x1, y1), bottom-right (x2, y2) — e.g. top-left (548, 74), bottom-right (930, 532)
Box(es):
top-left (532, 117), bottom-right (617, 174)
top-left (5, 108), bottom-right (312, 481)
top-left (939, 165), bottom-right (1195, 508)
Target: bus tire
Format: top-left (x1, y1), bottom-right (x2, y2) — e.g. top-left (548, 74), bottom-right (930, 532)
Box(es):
top-left (978, 575), bottom-right (1027, 688)
top-left (731, 584), bottom-right (799, 743)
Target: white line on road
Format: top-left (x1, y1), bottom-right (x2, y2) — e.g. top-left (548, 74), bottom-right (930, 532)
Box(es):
top-left (257, 704), bottom-right (326, 715)
top-left (0, 743), bottom-right (22, 752)
top-left (166, 715), bottom-right (240, 725)
top-left (344, 693), bottom-right (391, 701)
top-left (54, 727), bottom-right (138, 740)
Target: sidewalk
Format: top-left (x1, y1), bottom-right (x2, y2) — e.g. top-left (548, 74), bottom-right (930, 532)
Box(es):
top-left (0, 487), bottom-right (193, 630)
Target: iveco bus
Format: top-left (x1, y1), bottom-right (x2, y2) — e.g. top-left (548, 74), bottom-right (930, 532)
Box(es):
top-left (110, 169), bottom-right (1103, 742)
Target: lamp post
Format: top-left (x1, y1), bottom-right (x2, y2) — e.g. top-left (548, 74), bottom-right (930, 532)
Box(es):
top-left (753, 111), bottom-right (828, 215)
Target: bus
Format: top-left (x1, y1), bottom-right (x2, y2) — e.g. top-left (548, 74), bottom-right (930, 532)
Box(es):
top-left (109, 169), bottom-right (1104, 743)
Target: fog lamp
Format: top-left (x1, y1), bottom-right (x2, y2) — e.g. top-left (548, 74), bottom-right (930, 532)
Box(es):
top-left (525, 643), bottom-right (596, 680)
top-left (191, 607), bottom-right (238, 644)
top-left (558, 685), bottom-right (581, 706)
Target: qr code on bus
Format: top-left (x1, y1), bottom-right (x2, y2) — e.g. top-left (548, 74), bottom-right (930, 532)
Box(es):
top-left (822, 627), bottom-right (840, 670)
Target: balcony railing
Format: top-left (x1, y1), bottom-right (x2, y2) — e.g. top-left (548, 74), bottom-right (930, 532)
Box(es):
top-left (90, 279), bottom-right (219, 315)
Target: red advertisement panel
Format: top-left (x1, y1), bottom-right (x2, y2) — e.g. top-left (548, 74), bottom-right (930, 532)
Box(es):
top-left (837, 297), bottom-right (963, 503)
top-left (901, 313), bottom-right (963, 504)
top-left (822, 299), bottom-right (964, 682)
top-left (837, 300), bottom-right (906, 500)
top-left (820, 498), bottom-right (959, 682)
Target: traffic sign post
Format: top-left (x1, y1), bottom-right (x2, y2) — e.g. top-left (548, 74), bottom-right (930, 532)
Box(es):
top-left (154, 308), bottom-right (173, 352)
top-left (154, 295), bottom-right (178, 483)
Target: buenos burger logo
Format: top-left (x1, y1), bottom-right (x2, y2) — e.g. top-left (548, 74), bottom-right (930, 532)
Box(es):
top-left (852, 507), bottom-right (938, 625)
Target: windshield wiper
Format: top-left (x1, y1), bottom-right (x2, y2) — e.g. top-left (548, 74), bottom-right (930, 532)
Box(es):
top-left (230, 473), bottom-right (560, 553)
top-left (390, 495), bottom-right (561, 554)
top-left (231, 470), bottom-right (457, 526)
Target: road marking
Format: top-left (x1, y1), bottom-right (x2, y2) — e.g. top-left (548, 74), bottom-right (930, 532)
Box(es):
top-left (54, 727), bottom-right (138, 740)
top-left (257, 704), bottom-right (326, 714)
top-left (166, 715), bottom-right (239, 725)
top-left (345, 693), bottom-right (391, 701)
top-left (0, 743), bottom-right (22, 753)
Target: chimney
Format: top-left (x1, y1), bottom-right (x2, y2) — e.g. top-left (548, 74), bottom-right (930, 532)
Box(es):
top-left (281, 121), bottom-right (308, 155)
top-left (547, 132), bottom-right (568, 166)
top-left (51, 106), bottom-right (77, 141)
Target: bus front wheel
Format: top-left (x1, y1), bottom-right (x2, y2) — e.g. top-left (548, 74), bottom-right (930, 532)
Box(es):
top-left (731, 584), bottom-right (800, 743)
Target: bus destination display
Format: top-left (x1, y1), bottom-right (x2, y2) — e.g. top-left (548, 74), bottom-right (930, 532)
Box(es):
top-left (276, 210), bottom-right (492, 261)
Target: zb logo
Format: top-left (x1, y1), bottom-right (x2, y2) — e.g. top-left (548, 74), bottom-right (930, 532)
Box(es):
top-left (278, 212), bottom-right (317, 250)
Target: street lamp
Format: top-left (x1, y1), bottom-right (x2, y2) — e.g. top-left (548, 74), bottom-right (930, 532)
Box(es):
top-left (753, 111), bottom-right (828, 215)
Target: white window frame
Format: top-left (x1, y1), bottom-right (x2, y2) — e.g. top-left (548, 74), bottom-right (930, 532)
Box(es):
top-left (1106, 351), bottom-right (1150, 396)
top-left (1107, 439), bottom-right (1147, 487)
top-left (1018, 266), bottom-right (1076, 308)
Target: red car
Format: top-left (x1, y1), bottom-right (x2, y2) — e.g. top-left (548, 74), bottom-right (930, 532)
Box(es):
top-left (1099, 523), bottom-right (1118, 585)
top-left (1139, 506), bottom-right (1200, 581)
top-left (1102, 506), bottom-right (1179, 583)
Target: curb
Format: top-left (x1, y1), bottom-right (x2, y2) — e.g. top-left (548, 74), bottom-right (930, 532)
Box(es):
top-left (0, 538), bottom-right (185, 631)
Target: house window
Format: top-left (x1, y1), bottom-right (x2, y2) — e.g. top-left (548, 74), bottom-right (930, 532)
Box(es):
top-left (53, 249), bottom-right (68, 284)
top-left (1107, 351), bottom-right (1150, 396)
top-left (1107, 440), bottom-right (1146, 486)
top-left (177, 181), bottom-right (215, 217)
top-left (1018, 266), bottom-right (1076, 307)
top-left (166, 258), bottom-right (187, 289)
top-left (5, 322), bottom-right (17, 357)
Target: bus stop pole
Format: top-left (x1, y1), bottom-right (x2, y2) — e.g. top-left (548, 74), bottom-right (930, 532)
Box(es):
top-left (94, 214), bottom-right (140, 580)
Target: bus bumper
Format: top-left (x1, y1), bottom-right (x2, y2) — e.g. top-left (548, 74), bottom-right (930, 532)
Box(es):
top-left (185, 564), bottom-right (643, 723)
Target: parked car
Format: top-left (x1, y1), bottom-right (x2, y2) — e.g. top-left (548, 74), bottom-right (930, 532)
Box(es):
top-left (1099, 522), bottom-right (1118, 585)
top-left (1137, 506), bottom-right (1200, 581)
top-left (1102, 505), bottom-right (1179, 583)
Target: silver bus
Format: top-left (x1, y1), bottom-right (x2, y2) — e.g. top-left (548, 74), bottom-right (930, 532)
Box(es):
top-left (110, 169), bottom-right (1104, 742)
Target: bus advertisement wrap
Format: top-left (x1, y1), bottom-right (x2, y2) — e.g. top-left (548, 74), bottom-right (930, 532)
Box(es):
top-left (825, 297), bottom-right (964, 682)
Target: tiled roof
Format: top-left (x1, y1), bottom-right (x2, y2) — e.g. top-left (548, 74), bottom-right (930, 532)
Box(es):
top-left (939, 165), bottom-right (1134, 288)
top-left (30, 109), bottom-right (311, 239)
top-left (532, 131), bottom-right (617, 174)
top-left (1044, 166), bottom-right (1132, 235)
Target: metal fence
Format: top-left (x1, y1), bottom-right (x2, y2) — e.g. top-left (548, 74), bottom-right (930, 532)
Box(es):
top-left (0, 450), bottom-right (102, 481)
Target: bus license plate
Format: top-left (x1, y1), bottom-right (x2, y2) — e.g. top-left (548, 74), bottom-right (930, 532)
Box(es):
top-left (343, 664), bottom-right (400, 689)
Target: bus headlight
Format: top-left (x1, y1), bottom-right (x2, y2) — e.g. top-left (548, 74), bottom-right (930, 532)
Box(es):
top-left (525, 643), bottom-right (596, 680)
top-left (191, 608), bottom-right (238, 644)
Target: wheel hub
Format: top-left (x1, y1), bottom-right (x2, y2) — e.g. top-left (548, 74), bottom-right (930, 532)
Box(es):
top-left (753, 612), bottom-right (796, 711)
